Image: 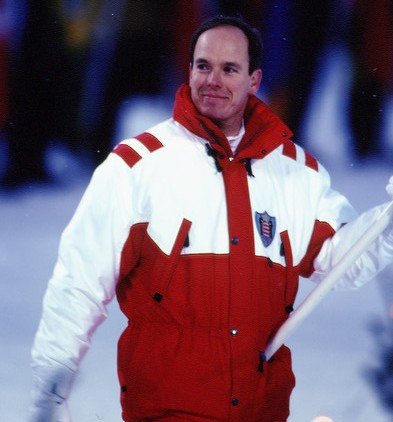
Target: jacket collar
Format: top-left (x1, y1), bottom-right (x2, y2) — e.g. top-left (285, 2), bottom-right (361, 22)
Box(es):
top-left (172, 84), bottom-right (293, 159)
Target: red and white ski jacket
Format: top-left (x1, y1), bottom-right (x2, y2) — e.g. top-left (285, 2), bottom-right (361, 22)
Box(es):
top-left (30, 84), bottom-right (393, 422)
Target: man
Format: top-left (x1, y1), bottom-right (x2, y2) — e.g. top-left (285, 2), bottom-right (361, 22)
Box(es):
top-left (29, 15), bottom-right (393, 422)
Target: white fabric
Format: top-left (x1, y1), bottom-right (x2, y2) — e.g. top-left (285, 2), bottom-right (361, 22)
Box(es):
top-left (313, 202), bottom-right (393, 289)
top-left (386, 175), bottom-right (393, 198)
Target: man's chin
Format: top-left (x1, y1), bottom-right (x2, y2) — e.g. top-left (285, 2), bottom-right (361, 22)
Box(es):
top-left (198, 107), bottom-right (225, 124)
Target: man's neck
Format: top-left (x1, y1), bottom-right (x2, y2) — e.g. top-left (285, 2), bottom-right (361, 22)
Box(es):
top-left (227, 121), bottom-right (245, 154)
top-left (214, 116), bottom-right (243, 137)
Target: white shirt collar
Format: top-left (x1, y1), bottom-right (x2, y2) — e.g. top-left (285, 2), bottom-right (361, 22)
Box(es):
top-left (227, 121), bottom-right (245, 154)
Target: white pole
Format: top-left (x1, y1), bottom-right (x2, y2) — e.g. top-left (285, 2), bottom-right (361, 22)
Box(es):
top-left (264, 200), bottom-right (393, 361)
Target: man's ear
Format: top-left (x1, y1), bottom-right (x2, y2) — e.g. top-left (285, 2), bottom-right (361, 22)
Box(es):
top-left (189, 62), bottom-right (193, 81)
top-left (249, 69), bottom-right (262, 95)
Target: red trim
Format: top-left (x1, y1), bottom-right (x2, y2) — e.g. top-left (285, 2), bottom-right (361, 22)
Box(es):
top-left (222, 160), bottom-right (256, 329)
top-left (170, 219), bottom-right (192, 256)
top-left (282, 140), bottom-right (297, 160)
top-left (113, 144), bottom-right (142, 167)
top-left (280, 230), bottom-right (298, 307)
top-left (298, 220), bottom-right (335, 277)
top-left (135, 132), bottom-right (163, 152)
top-left (305, 152), bottom-right (319, 172)
top-left (280, 231), bottom-right (293, 267)
top-left (283, 140), bottom-right (319, 172)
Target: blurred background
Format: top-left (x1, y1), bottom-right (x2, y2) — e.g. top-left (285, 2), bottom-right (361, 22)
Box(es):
top-left (1, 1), bottom-right (393, 421)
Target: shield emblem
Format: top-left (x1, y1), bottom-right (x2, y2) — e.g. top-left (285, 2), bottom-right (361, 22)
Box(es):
top-left (255, 211), bottom-right (276, 247)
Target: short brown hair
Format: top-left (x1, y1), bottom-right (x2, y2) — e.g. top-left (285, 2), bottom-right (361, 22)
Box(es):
top-left (189, 15), bottom-right (263, 74)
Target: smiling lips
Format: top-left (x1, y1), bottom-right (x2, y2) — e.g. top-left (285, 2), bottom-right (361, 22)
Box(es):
top-left (201, 92), bottom-right (228, 102)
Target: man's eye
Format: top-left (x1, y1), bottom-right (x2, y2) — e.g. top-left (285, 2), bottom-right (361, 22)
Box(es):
top-left (224, 66), bottom-right (237, 74)
top-left (197, 63), bottom-right (208, 71)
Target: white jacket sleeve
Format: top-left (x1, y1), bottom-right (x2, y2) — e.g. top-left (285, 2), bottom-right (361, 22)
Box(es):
top-left (29, 153), bottom-right (134, 421)
top-left (311, 201), bottom-right (393, 290)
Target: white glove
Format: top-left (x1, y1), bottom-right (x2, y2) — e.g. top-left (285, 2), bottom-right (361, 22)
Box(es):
top-left (386, 175), bottom-right (393, 199)
top-left (28, 398), bottom-right (71, 422)
top-left (28, 366), bottom-right (75, 422)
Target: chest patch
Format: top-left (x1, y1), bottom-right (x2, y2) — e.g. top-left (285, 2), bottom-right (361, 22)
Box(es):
top-left (255, 211), bottom-right (276, 247)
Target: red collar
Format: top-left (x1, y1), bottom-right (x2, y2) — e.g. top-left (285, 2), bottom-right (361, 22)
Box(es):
top-left (172, 84), bottom-right (293, 159)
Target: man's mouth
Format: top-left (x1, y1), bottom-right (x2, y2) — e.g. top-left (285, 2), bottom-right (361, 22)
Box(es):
top-left (202, 93), bottom-right (227, 100)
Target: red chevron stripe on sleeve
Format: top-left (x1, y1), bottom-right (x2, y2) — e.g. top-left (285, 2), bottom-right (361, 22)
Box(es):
top-left (135, 132), bottom-right (163, 152)
top-left (113, 144), bottom-right (142, 167)
top-left (282, 140), bottom-right (297, 160)
top-left (113, 133), bottom-right (163, 167)
top-left (304, 151), bottom-right (318, 172)
top-left (282, 140), bottom-right (319, 172)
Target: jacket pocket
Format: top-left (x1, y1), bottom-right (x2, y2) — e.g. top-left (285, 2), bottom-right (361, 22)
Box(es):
top-left (143, 216), bottom-right (192, 301)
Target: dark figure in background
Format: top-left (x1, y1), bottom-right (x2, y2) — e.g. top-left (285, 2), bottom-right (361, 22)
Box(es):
top-left (2, 1), bottom-right (176, 186)
top-left (218, 0), bottom-right (265, 28)
top-left (84, 0), bottom-right (174, 166)
top-left (348, 0), bottom-right (393, 159)
top-left (2, 1), bottom-right (81, 188)
top-left (265, 1), bottom-right (332, 141)
top-left (0, 5), bottom-right (9, 137)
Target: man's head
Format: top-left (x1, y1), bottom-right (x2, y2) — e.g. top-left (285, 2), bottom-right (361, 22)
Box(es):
top-left (189, 16), bottom-right (263, 75)
top-left (189, 16), bottom-right (263, 136)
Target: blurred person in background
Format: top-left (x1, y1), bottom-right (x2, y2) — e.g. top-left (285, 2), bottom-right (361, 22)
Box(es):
top-left (258, 1), bottom-right (332, 143)
top-left (347, 0), bottom-right (393, 159)
top-left (28, 13), bottom-right (393, 422)
top-left (82, 0), bottom-right (174, 166)
top-left (1, 1), bottom-right (178, 187)
top-left (2, 1), bottom-right (87, 188)
top-left (0, 1), bottom-right (10, 139)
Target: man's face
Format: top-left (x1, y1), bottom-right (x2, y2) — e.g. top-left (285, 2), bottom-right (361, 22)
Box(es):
top-left (189, 25), bottom-right (262, 136)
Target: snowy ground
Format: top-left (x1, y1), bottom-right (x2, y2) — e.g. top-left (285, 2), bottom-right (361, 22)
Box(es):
top-left (2, 49), bottom-right (393, 421)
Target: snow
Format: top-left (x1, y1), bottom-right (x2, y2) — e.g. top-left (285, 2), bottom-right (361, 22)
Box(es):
top-left (1, 48), bottom-right (393, 421)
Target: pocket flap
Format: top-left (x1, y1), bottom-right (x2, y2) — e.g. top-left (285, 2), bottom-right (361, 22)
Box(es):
top-left (147, 213), bottom-right (192, 256)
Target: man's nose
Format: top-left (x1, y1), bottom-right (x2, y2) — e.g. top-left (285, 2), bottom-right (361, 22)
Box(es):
top-left (207, 69), bottom-right (222, 86)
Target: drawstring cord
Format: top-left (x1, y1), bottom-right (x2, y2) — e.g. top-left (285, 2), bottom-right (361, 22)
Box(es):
top-left (244, 158), bottom-right (254, 177)
top-left (205, 144), bottom-right (254, 177)
top-left (205, 143), bottom-right (222, 172)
